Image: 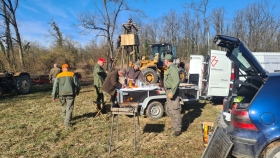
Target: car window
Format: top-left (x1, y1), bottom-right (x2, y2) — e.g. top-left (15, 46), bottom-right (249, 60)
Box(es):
top-left (230, 48), bottom-right (253, 72)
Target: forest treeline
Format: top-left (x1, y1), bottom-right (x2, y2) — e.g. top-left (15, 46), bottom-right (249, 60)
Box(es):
top-left (1, 0), bottom-right (280, 75)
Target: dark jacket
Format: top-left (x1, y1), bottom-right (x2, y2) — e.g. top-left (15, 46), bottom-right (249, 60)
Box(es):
top-left (102, 70), bottom-right (122, 96)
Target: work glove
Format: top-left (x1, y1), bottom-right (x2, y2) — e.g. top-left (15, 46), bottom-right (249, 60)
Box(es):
top-left (53, 98), bottom-right (56, 102)
top-left (168, 93), bottom-right (173, 99)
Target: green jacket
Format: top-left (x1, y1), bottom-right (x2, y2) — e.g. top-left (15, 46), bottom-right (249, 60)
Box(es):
top-left (49, 67), bottom-right (61, 80)
top-left (93, 64), bottom-right (107, 92)
top-left (52, 71), bottom-right (81, 98)
top-left (164, 63), bottom-right (180, 95)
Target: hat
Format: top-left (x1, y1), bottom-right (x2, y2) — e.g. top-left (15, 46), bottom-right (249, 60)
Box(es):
top-left (120, 69), bottom-right (126, 74)
top-left (62, 64), bottom-right (69, 68)
top-left (163, 54), bottom-right (173, 61)
top-left (134, 62), bottom-right (140, 68)
top-left (98, 57), bottom-right (106, 63)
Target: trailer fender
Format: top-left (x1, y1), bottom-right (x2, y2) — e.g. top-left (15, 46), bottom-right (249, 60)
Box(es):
top-left (140, 95), bottom-right (166, 115)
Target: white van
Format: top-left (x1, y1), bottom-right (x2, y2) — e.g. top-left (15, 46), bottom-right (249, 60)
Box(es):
top-left (189, 50), bottom-right (232, 100)
top-left (252, 52), bottom-right (280, 73)
top-left (189, 51), bottom-right (280, 100)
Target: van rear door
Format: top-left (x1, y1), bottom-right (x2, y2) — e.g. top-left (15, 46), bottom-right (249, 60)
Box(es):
top-left (188, 55), bottom-right (204, 96)
top-left (206, 50), bottom-right (231, 97)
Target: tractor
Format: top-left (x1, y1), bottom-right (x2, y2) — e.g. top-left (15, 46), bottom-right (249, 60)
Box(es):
top-left (0, 70), bottom-right (32, 98)
top-left (139, 43), bottom-right (186, 84)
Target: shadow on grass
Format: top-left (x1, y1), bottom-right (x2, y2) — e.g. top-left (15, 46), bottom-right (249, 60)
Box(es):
top-left (181, 101), bottom-right (207, 132)
top-left (72, 112), bottom-right (97, 121)
top-left (211, 98), bottom-right (224, 105)
top-left (143, 124), bottom-right (165, 133)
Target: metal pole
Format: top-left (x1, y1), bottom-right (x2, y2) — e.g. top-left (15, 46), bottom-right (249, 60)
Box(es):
top-left (117, 114), bottom-right (119, 142)
top-left (109, 114), bottom-right (115, 153)
top-left (121, 47), bottom-right (124, 69)
top-left (134, 112), bottom-right (136, 150)
top-left (137, 113), bottom-right (141, 142)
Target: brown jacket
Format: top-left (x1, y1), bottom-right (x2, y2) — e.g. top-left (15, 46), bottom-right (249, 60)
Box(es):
top-left (102, 70), bottom-right (122, 96)
top-left (126, 67), bottom-right (145, 82)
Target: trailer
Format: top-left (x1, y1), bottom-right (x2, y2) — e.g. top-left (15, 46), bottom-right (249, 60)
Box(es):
top-left (116, 83), bottom-right (199, 119)
top-left (30, 73), bottom-right (82, 84)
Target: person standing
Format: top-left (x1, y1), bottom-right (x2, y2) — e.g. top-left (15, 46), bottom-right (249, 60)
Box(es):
top-left (52, 64), bottom-right (81, 128)
top-left (125, 61), bottom-right (145, 82)
top-left (163, 54), bottom-right (182, 136)
top-left (93, 57), bottom-right (107, 110)
top-left (102, 69), bottom-right (125, 110)
top-left (117, 36), bottom-right (121, 51)
top-left (49, 63), bottom-right (61, 83)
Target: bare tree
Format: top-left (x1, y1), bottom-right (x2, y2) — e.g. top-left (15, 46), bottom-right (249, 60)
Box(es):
top-left (185, 0), bottom-right (210, 55)
top-left (163, 9), bottom-right (181, 45)
top-left (77, 0), bottom-right (144, 70)
top-left (2, 0), bottom-right (24, 69)
top-left (0, 0), bottom-right (15, 70)
top-left (47, 20), bottom-right (63, 48)
top-left (231, 0), bottom-right (280, 51)
top-left (211, 7), bottom-right (226, 36)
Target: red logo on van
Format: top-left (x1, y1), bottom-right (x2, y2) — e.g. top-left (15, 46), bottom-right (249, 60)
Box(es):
top-left (211, 56), bottom-right (218, 67)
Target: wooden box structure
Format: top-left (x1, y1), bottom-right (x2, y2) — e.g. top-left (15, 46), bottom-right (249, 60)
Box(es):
top-left (121, 34), bottom-right (139, 46)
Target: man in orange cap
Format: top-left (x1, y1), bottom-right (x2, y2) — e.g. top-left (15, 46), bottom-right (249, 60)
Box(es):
top-left (93, 57), bottom-right (107, 112)
top-left (52, 63), bottom-right (81, 128)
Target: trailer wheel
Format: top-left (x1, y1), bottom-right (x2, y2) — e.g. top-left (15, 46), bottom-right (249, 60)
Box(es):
top-left (146, 101), bottom-right (164, 119)
top-left (0, 87), bottom-right (3, 98)
top-left (179, 67), bottom-right (186, 83)
top-left (261, 141), bottom-right (280, 158)
top-left (142, 68), bottom-right (158, 84)
top-left (15, 74), bottom-right (32, 94)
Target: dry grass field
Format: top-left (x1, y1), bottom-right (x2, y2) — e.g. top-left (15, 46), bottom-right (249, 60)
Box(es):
top-left (0, 81), bottom-right (222, 158)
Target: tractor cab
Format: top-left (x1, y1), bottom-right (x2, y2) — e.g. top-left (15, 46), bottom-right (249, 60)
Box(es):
top-left (150, 43), bottom-right (176, 67)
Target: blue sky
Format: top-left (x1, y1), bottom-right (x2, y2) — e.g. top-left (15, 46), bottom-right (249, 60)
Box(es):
top-left (16, 0), bottom-right (280, 47)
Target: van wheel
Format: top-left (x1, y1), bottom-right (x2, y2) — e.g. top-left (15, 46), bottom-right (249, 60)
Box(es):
top-left (142, 68), bottom-right (158, 84)
top-left (146, 101), bottom-right (164, 119)
top-left (179, 67), bottom-right (186, 83)
top-left (261, 141), bottom-right (280, 158)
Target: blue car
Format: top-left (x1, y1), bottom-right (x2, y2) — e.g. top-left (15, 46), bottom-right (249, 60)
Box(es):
top-left (212, 35), bottom-right (280, 158)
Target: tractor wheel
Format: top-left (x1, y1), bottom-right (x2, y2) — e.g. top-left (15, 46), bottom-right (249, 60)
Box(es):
top-left (0, 87), bottom-right (3, 98)
top-left (15, 74), bottom-right (32, 94)
top-left (146, 101), bottom-right (164, 119)
top-left (261, 141), bottom-right (280, 158)
top-left (142, 68), bottom-right (158, 84)
top-left (179, 67), bottom-right (186, 83)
